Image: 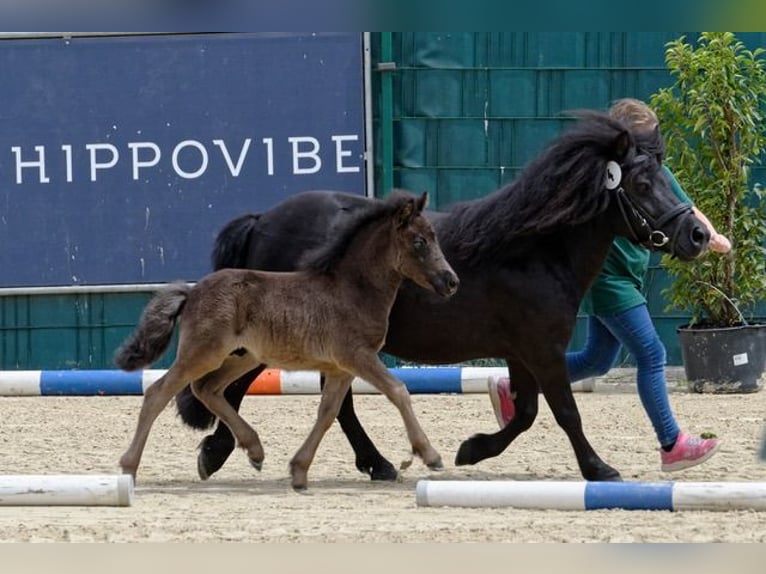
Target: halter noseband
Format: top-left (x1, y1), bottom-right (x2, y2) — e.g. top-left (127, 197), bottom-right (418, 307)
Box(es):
top-left (605, 161), bottom-right (693, 251)
top-left (614, 187), bottom-right (693, 250)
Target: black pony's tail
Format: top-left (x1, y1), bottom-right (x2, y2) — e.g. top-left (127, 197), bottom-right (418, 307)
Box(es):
top-left (175, 213), bottom-right (261, 431)
top-left (114, 283), bottom-right (191, 371)
top-left (211, 213), bottom-right (261, 271)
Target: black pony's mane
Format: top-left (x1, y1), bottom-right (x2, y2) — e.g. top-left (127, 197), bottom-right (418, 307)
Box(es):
top-left (444, 111), bottom-right (657, 263)
top-left (298, 190), bottom-right (414, 274)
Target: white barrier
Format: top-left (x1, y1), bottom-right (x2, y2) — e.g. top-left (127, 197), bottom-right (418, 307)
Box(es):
top-left (0, 474), bottom-right (134, 506)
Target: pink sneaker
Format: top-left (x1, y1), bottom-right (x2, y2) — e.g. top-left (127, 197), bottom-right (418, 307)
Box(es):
top-left (487, 376), bottom-right (515, 428)
top-left (660, 432), bottom-right (721, 472)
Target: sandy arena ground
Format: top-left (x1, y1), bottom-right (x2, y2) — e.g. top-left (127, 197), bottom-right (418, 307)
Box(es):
top-left (0, 387), bottom-right (765, 542)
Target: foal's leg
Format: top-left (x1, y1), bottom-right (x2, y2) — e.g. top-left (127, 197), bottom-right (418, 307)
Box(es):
top-left (195, 367), bottom-right (399, 482)
top-left (120, 354), bottom-right (222, 478)
top-left (290, 371), bottom-right (355, 490)
top-left (191, 354), bottom-right (266, 477)
top-left (196, 365), bottom-right (264, 479)
top-left (348, 355), bottom-right (442, 470)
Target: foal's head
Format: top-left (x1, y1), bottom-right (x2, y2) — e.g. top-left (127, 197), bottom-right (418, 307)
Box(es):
top-left (390, 191), bottom-right (459, 298)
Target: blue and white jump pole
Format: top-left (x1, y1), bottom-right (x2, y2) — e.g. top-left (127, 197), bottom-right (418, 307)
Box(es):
top-left (0, 367), bottom-right (596, 396)
top-left (415, 480), bottom-right (766, 511)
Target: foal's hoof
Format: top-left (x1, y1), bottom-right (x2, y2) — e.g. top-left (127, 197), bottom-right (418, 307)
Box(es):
top-left (118, 456), bottom-right (138, 480)
top-left (119, 466), bottom-right (137, 480)
top-left (289, 461), bottom-right (309, 491)
top-left (426, 457), bottom-right (444, 471)
top-left (249, 457), bottom-right (263, 472)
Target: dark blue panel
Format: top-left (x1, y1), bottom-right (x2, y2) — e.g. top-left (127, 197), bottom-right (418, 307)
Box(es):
top-left (0, 33), bottom-right (365, 287)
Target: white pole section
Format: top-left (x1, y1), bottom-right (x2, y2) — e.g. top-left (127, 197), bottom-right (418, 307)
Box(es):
top-left (0, 474), bottom-right (134, 506)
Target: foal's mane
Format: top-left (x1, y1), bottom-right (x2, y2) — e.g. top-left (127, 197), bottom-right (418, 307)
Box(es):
top-left (298, 190), bottom-right (414, 274)
top-left (446, 111), bottom-right (656, 262)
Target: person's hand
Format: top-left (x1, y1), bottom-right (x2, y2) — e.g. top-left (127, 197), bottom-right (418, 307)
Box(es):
top-left (709, 232), bottom-right (732, 253)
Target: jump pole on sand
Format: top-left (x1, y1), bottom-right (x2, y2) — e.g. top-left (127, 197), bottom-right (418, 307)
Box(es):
top-left (0, 474), bottom-right (134, 507)
top-left (0, 367), bottom-right (597, 396)
top-left (415, 480), bottom-right (766, 511)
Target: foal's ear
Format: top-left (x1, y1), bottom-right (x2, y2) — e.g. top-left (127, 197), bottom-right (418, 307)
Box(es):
top-left (396, 196), bottom-right (417, 227)
top-left (612, 129), bottom-right (632, 161)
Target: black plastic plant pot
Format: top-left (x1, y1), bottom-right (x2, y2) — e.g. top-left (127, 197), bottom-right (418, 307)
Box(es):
top-left (678, 323), bottom-right (766, 393)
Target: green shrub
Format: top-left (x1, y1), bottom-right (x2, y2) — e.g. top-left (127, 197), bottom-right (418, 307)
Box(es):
top-left (650, 32), bottom-right (766, 327)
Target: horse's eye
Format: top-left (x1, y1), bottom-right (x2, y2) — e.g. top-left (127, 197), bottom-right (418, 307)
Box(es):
top-left (630, 178), bottom-right (652, 194)
top-left (640, 181), bottom-right (653, 194)
top-left (413, 237), bottom-right (426, 252)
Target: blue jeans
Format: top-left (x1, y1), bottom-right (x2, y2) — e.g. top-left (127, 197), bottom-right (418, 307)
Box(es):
top-left (567, 304), bottom-right (680, 448)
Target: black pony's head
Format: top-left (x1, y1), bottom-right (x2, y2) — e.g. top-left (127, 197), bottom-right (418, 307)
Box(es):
top-left (452, 111), bottom-right (709, 263)
top-left (597, 113), bottom-right (709, 260)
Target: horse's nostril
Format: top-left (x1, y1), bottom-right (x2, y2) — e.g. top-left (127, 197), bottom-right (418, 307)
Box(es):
top-left (692, 226), bottom-right (709, 245)
top-left (448, 274), bottom-right (460, 291)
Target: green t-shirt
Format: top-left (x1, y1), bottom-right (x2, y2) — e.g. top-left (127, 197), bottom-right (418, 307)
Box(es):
top-left (581, 166), bottom-right (693, 316)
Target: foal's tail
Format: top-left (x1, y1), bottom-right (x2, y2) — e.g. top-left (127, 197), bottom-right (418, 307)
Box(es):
top-left (114, 283), bottom-right (191, 371)
top-left (211, 213), bottom-right (261, 270)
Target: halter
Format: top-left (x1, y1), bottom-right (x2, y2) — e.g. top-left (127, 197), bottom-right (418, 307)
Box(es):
top-left (605, 161), bottom-right (694, 251)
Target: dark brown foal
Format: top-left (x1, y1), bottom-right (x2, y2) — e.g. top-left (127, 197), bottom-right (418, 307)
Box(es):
top-left (115, 190), bottom-right (459, 489)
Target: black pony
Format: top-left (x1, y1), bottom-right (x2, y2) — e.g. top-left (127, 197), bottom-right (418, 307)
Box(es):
top-left (175, 111), bottom-right (709, 482)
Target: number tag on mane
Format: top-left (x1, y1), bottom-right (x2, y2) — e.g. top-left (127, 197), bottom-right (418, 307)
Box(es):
top-left (605, 161), bottom-right (622, 190)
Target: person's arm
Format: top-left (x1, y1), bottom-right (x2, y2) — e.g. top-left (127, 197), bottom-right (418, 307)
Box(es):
top-left (691, 206), bottom-right (732, 253)
top-left (662, 166), bottom-right (731, 253)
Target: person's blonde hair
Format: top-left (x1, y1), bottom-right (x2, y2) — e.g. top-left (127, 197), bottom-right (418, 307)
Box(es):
top-left (608, 98), bottom-right (658, 133)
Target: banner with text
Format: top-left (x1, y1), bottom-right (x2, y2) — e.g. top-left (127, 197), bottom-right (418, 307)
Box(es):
top-left (0, 32), bottom-right (366, 287)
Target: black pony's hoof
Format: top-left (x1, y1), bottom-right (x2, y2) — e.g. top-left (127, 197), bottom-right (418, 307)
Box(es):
top-left (356, 457), bottom-right (399, 481)
top-left (584, 465), bottom-right (623, 482)
top-left (196, 434), bottom-right (235, 481)
top-left (454, 434), bottom-right (490, 466)
top-left (197, 455), bottom-right (211, 481)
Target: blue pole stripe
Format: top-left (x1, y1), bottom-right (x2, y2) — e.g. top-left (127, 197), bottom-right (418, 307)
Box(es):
top-left (584, 481), bottom-right (674, 510)
top-left (39, 370), bottom-right (144, 396)
top-left (389, 368), bottom-right (463, 394)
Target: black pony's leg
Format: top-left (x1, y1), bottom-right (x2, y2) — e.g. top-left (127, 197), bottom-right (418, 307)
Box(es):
top-left (197, 366), bottom-right (264, 480)
top-left (455, 359), bottom-right (539, 466)
top-left (456, 357), bottom-right (621, 481)
top-left (536, 363), bottom-right (621, 481)
top-left (328, 375), bottom-right (398, 481)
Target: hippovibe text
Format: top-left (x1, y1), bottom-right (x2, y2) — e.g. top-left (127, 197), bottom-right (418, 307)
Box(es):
top-left (8, 134), bottom-right (362, 184)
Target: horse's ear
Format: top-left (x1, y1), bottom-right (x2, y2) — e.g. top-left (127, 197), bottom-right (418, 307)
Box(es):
top-left (417, 191), bottom-right (429, 212)
top-left (613, 129), bottom-right (632, 161)
top-left (654, 124), bottom-right (666, 162)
